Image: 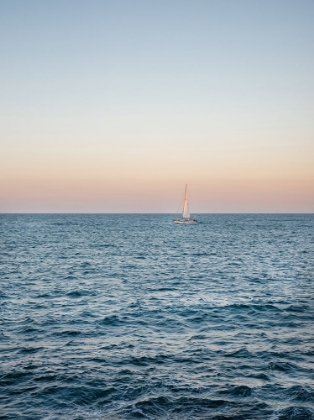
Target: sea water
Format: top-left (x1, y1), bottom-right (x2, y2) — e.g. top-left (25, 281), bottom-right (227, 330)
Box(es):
top-left (0, 214), bottom-right (313, 419)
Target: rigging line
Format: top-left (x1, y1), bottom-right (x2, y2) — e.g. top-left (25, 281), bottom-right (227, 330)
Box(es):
top-left (175, 186), bottom-right (184, 214)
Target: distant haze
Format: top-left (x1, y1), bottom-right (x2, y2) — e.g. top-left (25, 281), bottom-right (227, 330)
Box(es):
top-left (1, 0), bottom-right (313, 213)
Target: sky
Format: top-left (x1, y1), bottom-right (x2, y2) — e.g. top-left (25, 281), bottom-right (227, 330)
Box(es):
top-left (0, 0), bottom-right (313, 213)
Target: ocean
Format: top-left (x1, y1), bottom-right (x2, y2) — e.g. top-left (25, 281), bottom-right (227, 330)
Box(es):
top-left (0, 214), bottom-right (313, 419)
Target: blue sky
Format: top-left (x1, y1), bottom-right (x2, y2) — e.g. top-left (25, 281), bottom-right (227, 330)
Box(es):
top-left (2, 0), bottom-right (313, 115)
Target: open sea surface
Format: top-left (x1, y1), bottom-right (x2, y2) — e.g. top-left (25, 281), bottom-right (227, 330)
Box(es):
top-left (0, 213), bottom-right (313, 420)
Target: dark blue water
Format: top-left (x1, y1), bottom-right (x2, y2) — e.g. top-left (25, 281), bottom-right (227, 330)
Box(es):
top-left (1, 214), bottom-right (313, 420)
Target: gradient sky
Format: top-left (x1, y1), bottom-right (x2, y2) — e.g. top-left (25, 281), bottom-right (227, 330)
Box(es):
top-left (1, 0), bottom-right (313, 212)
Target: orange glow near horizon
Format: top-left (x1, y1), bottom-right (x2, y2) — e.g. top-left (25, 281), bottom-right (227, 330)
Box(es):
top-left (1, 127), bottom-right (314, 213)
top-left (1, 149), bottom-right (313, 213)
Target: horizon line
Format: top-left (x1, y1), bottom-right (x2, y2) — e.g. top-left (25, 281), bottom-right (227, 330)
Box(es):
top-left (1, 212), bottom-right (313, 215)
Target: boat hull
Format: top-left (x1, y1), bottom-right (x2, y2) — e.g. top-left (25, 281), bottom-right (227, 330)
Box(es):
top-left (174, 219), bottom-right (197, 224)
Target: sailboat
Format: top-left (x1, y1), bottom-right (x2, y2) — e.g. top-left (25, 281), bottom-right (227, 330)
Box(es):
top-left (174, 184), bottom-right (198, 224)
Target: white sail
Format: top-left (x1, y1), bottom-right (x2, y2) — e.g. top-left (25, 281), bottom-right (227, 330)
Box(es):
top-left (182, 185), bottom-right (190, 219)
